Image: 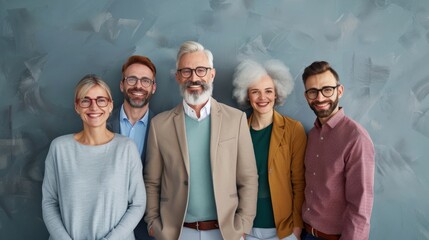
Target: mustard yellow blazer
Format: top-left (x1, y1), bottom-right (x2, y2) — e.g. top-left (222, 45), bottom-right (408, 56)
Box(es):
top-left (248, 110), bottom-right (306, 238)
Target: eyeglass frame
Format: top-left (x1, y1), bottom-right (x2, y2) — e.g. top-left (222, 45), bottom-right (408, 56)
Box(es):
top-left (177, 67), bottom-right (212, 78)
top-left (123, 76), bottom-right (154, 87)
top-left (76, 97), bottom-right (111, 108)
top-left (305, 84), bottom-right (341, 100)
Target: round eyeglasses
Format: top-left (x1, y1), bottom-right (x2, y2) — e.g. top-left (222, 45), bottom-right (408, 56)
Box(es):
top-left (305, 85), bottom-right (340, 100)
top-left (77, 97), bottom-right (111, 108)
top-left (124, 76), bottom-right (154, 87)
top-left (177, 67), bottom-right (211, 78)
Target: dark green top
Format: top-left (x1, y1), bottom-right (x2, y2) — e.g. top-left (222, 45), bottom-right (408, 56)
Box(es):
top-left (250, 123), bottom-right (275, 228)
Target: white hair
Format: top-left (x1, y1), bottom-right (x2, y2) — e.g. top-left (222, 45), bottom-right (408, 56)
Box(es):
top-left (232, 59), bottom-right (294, 108)
top-left (176, 41), bottom-right (214, 69)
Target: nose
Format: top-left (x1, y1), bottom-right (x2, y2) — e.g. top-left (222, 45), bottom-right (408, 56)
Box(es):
top-left (190, 71), bottom-right (200, 81)
top-left (89, 99), bottom-right (98, 109)
top-left (315, 90), bottom-right (325, 101)
top-left (134, 79), bottom-right (145, 88)
top-left (185, 69), bottom-right (203, 81)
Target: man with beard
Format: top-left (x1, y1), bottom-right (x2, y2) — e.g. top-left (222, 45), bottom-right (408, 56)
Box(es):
top-left (107, 55), bottom-right (156, 240)
top-left (143, 41), bottom-right (258, 240)
top-left (300, 61), bottom-right (375, 240)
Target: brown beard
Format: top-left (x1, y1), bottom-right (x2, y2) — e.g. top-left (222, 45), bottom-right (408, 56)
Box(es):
top-left (124, 88), bottom-right (151, 108)
top-left (310, 95), bottom-right (339, 119)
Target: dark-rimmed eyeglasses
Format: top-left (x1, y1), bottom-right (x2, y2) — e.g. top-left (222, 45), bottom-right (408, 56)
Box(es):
top-left (76, 97), bottom-right (111, 108)
top-left (305, 85), bottom-right (340, 100)
top-left (124, 76), bottom-right (154, 87)
top-left (177, 67), bottom-right (211, 78)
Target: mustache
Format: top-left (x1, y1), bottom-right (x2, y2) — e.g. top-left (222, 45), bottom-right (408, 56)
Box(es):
top-left (183, 80), bottom-right (209, 89)
top-left (127, 87), bottom-right (148, 93)
top-left (312, 100), bottom-right (331, 105)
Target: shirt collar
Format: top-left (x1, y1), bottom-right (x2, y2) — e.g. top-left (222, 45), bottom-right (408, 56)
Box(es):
top-left (314, 107), bottom-right (344, 129)
top-left (120, 104), bottom-right (149, 126)
top-left (182, 98), bottom-right (211, 121)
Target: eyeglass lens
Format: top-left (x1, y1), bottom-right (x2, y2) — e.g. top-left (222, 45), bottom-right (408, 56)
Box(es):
top-left (179, 67), bottom-right (210, 77)
top-left (306, 86), bottom-right (338, 99)
top-left (78, 97), bottom-right (109, 108)
top-left (125, 76), bottom-right (153, 87)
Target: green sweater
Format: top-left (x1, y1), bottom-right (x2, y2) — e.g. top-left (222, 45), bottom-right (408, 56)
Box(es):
top-left (184, 115), bottom-right (218, 222)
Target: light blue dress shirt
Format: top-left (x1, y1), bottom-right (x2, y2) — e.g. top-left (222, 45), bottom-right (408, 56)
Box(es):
top-left (119, 104), bottom-right (149, 155)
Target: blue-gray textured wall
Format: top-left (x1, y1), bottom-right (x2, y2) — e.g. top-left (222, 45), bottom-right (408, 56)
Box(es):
top-left (1, 0), bottom-right (429, 239)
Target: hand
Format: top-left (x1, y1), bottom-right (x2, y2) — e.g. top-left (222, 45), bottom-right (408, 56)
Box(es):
top-left (292, 227), bottom-right (302, 240)
top-left (149, 227), bottom-right (154, 237)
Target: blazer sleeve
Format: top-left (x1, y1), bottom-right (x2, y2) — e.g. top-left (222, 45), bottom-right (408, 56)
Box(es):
top-left (143, 119), bottom-right (163, 232)
top-left (290, 120), bottom-right (307, 228)
top-left (235, 112), bottom-right (258, 234)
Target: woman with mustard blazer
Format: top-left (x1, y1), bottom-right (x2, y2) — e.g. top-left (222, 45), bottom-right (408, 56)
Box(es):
top-left (233, 59), bottom-right (307, 240)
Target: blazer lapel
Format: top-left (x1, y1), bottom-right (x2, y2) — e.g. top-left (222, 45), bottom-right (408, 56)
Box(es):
top-left (209, 98), bottom-right (221, 173)
top-left (107, 108), bottom-right (121, 133)
top-left (141, 109), bottom-right (153, 165)
top-left (173, 104), bottom-right (191, 176)
top-left (248, 111), bottom-right (285, 169)
top-left (267, 111), bottom-right (285, 168)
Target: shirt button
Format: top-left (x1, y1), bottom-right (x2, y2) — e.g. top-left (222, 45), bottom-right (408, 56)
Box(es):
top-left (316, 154), bottom-right (319, 158)
top-left (310, 190), bottom-right (313, 194)
top-left (313, 172), bottom-right (316, 175)
top-left (320, 136), bottom-right (324, 140)
top-left (307, 208), bottom-right (310, 211)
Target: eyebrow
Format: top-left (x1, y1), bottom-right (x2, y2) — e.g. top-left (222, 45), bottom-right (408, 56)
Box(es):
top-left (82, 96), bottom-right (109, 98)
top-left (249, 87), bottom-right (274, 91)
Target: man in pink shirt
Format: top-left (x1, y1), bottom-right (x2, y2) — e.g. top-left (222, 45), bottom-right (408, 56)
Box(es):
top-left (300, 61), bottom-right (375, 240)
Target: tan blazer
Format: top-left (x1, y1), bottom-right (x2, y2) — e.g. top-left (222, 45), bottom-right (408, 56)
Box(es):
top-left (248, 110), bottom-right (306, 238)
top-left (144, 98), bottom-right (258, 240)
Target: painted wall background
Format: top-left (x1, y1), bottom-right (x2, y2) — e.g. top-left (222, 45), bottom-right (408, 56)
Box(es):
top-left (0, 0), bottom-right (428, 239)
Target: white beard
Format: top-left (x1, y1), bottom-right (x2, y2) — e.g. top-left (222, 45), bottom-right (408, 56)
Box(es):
top-left (181, 83), bottom-right (213, 106)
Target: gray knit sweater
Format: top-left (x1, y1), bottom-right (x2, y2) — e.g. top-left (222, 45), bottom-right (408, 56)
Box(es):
top-left (42, 134), bottom-right (146, 240)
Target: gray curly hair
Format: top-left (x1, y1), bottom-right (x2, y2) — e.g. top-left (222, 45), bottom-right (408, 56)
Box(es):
top-left (232, 59), bottom-right (294, 108)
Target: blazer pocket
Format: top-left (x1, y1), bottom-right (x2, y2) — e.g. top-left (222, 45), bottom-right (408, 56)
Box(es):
top-left (219, 136), bottom-right (236, 145)
top-left (229, 193), bottom-right (238, 198)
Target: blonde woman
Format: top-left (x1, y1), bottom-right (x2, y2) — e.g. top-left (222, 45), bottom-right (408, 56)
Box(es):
top-left (42, 74), bottom-right (145, 240)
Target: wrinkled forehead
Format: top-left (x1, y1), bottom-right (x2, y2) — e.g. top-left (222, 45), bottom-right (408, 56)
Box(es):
top-left (178, 51), bottom-right (210, 68)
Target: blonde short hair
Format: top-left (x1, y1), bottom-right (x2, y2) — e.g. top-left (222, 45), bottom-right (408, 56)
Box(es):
top-left (74, 74), bottom-right (112, 101)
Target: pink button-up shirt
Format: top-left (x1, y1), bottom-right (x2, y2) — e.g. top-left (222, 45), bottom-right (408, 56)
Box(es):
top-left (302, 108), bottom-right (375, 240)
